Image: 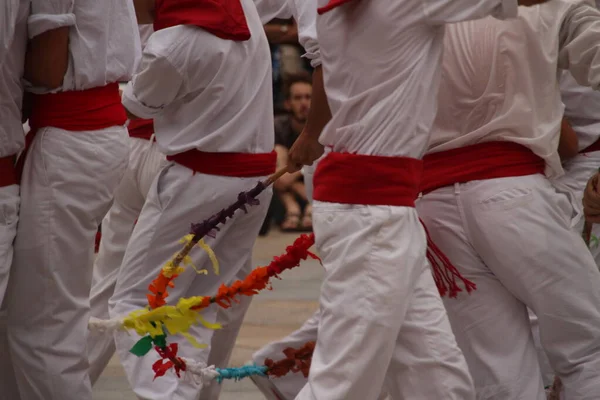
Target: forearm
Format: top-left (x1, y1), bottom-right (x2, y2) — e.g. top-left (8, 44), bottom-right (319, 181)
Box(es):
top-left (558, 117), bottom-right (579, 159)
top-left (303, 66), bottom-right (331, 141)
top-left (264, 24), bottom-right (298, 44)
top-left (24, 26), bottom-right (69, 89)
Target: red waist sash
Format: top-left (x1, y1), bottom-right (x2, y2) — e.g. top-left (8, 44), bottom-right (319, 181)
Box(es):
top-left (128, 118), bottom-right (154, 141)
top-left (312, 151), bottom-right (475, 298)
top-left (421, 141), bottom-right (545, 194)
top-left (0, 156), bottom-right (17, 187)
top-left (167, 150), bottom-right (276, 177)
top-left (318, 0), bottom-right (356, 14)
top-left (580, 137), bottom-right (600, 154)
top-left (313, 152), bottom-right (423, 207)
top-left (17, 83), bottom-right (127, 182)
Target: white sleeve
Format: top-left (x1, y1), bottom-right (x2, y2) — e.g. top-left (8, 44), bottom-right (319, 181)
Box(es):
top-left (121, 50), bottom-right (186, 119)
top-left (289, 0), bottom-right (321, 67)
top-left (254, 0), bottom-right (293, 24)
top-left (422, 0), bottom-right (518, 25)
top-left (0, 0), bottom-right (19, 65)
top-left (28, 0), bottom-right (76, 39)
top-left (557, 1), bottom-right (600, 89)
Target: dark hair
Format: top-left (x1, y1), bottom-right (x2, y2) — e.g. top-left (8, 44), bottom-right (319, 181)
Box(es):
top-left (284, 72), bottom-right (312, 100)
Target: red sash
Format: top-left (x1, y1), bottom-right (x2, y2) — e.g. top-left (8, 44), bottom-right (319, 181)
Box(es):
top-left (313, 151), bottom-right (475, 298)
top-left (154, 0), bottom-right (251, 41)
top-left (16, 83), bottom-right (126, 182)
top-left (421, 141), bottom-right (545, 194)
top-left (318, 0), bottom-right (356, 14)
top-left (128, 119), bottom-right (155, 141)
top-left (313, 152), bottom-right (422, 207)
top-left (167, 150), bottom-right (276, 177)
top-left (0, 156), bottom-right (17, 187)
top-left (580, 138), bottom-right (600, 154)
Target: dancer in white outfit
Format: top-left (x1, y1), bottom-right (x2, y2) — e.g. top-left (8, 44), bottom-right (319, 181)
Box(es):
top-left (417, 2), bottom-right (600, 398)
top-left (4, 2), bottom-right (140, 399)
top-left (107, 0), bottom-right (276, 398)
top-left (0, 1), bottom-right (29, 399)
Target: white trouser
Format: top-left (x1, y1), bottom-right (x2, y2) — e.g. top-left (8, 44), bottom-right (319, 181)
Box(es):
top-left (552, 151), bottom-right (600, 264)
top-left (0, 184), bottom-right (20, 399)
top-left (109, 163), bottom-right (271, 400)
top-left (87, 137), bottom-right (167, 384)
top-left (301, 164), bottom-right (315, 203)
top-left (5, 126), bottom-right (129, 400)
top-left (295, 202), bottom-right (475, 400)
top-left (528, 309), bottom-right (554, 388)
top-left (417, 174), bottom-right (600, 400)
top-left (529, 151), bottom-right (600, 391)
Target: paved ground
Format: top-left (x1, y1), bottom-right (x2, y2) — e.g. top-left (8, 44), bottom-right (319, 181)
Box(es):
top-left (93, 232), bottom-right (323, 400)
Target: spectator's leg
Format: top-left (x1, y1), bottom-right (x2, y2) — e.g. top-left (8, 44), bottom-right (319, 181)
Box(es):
top-left (290, 180), bottom-right (312, 230)
top-left (278, 191), bottom-right (301, 231)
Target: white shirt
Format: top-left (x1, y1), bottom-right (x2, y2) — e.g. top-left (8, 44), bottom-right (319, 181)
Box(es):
top-left (560, 70), bottom-right (600, 151)
top-left (315, 0), bottom-right (518, 158)
top-left (254, 0), bottom-right (292, 24)
top-left (26, 0), bottom-right (141, 93)
top-left (139, 25), bottom-right (154, 49)
top-left (251, 0), bottom-right (320, 67)
top-left (0, 0), bottom-right (28, 157)
top-left (429, 0), bottom-right (600, 178)
top-left (122, 0), bottom-right (274, 156)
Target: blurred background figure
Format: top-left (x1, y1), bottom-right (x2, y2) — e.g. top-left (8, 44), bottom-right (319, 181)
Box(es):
top-left (268, 73), bottom-right (313, 232)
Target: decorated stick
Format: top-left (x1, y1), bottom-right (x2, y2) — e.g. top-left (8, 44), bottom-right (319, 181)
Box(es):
top-left (175, 341), bottom-right (316, 385)
top-left (122, 234), bottom-right (318, 380)
top-left (168, 166), bottom-right (288, 273)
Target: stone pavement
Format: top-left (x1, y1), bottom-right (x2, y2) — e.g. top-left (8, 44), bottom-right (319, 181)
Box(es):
top-left (93, 232), bottom-right (323, 400)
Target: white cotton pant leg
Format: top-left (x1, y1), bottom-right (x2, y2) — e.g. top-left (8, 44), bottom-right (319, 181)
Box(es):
top-left (417, 174), bottom-right (600, 400)
top-left (295, 202), bottom-right (474, 400)
top-left (198, 263), bottom-right (254, 400)
top-left (0, 184), bottom-right (19, 304)
top-left (552, 151), bottom-right (600, 266)
top-left (6, 126), bottom-right (129, 400)
top-left (302, 164), bottom-right (315, 203)
top-left (88, 138), bottom-right (167, 385)
top-left (109, 164), bottom-right (271, 400)
top-left (528, 152), bottom-right (600, 391)
top-left (0, 184), bottom-right (20, 399)
top-left (528, 309), bottom-right (554, 388)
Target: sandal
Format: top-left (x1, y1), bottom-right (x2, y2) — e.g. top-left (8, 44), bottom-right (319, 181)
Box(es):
top-left (280, 213), bottom-right (301, 232)
top-left (300, 208), bottom-right (313, 232)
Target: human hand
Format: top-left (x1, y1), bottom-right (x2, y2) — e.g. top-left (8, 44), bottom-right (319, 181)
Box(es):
top-left (288, 131), bottom-right (324, 173)
top-left (583, 172), bottom-right (600, 223)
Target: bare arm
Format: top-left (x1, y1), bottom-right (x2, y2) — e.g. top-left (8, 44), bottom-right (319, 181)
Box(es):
top-left (558, 117), bottom-right (579, 160)
top-left (299, 66), bottom-right (330, 141)
top-left (264, 22), bottom-right (299, 45)
top-left (288, 66), bottom-right (330, 171)
top-left (275, 145), bottom-right (302, 190)
top-left (24, 27), bottom-right (69, 89)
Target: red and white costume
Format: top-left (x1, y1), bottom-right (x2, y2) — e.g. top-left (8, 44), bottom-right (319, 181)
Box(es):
top-left (107, 0), bottom-right (275, 398)
top-left (554, 68), bottom-right (600, 264)
top-left (290, 1), bottom-right (520, 399)
top-left (3, 1), bottom-right (141, 399)
top-left (417, 2), bottom-right (600, 398)
top-left (0, 1), bottom-right (28, 399)
top-left (86, 26), bottom-right (169, 385)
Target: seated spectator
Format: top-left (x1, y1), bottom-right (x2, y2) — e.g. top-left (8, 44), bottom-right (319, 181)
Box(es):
top-left (274, 73), bottom-right (312, 231)
top-left (264, 19), bottom-right (311, 113)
